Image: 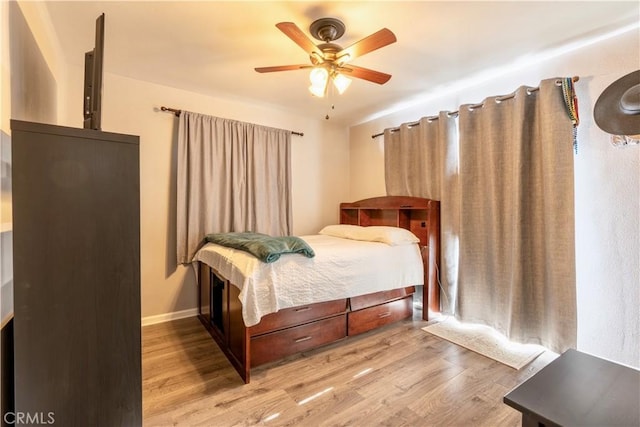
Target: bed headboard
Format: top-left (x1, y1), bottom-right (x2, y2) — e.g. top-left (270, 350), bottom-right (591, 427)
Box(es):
top-left (339, 196), bottom-right (440, 318)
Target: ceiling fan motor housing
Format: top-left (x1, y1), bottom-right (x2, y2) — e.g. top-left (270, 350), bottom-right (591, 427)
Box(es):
top-left (310, 18), bottom-right (346, 42)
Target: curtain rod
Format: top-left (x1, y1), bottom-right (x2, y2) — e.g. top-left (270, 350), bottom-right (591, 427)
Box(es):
top-left (160, 106), bottom-right (304, 137)
top-left (371, 76), bottom-right (579, 139)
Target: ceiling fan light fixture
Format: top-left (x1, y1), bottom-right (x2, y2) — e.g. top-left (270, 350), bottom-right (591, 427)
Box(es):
top-left (309, 67), bottom-right (329, 97)
top-left (309, 82), bottom-right (327, 98)
top-left (332, 73), bottom-right (352, 94)
top-left (309, 67), bottom-right (329, 86)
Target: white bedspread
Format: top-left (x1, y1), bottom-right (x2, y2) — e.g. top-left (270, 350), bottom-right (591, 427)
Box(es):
top-left (194, 234), bottom-right (424, 326)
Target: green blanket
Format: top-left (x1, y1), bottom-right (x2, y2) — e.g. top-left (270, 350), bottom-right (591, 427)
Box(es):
top-left (204, 232), bottom-right (315, 263)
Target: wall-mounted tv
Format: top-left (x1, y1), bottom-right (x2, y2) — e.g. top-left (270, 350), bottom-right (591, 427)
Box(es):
top-left (83, 13), bottom-right (105, 130)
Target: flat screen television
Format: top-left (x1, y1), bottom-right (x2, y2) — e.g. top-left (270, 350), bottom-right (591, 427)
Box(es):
top-left (83, 13), bottom-right (105, 130)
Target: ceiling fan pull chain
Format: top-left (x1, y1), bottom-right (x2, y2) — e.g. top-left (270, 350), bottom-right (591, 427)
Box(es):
top-left (326, 104), bottom-right (335, 120)
top-left (325, 84), bottom-right (336, 120)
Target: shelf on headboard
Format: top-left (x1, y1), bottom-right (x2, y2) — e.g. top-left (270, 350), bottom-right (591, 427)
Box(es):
top-left (339, 196), bottom-right (439, 247)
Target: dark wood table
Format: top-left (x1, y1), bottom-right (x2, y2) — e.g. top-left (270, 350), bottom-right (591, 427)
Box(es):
top-left (504, 349), bottom-right (640, 427)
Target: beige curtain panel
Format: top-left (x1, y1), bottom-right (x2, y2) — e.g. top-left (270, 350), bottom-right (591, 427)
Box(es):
top-left (384, 78), bottom-right (577, 353)
top-left (456, 78), bottom-right (577, 353)
top-left (176, 111), bottom-right (292, 264)
top-left (384, 112), bottom-right (459, 312)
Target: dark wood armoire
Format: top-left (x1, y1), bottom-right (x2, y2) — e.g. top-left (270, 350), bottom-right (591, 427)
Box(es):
top-left (10, 120), bottom-right (141, 426)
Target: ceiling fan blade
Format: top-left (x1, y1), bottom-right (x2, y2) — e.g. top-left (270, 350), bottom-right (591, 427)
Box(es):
top-left (276, 22), bottom-right (324, 58)
top-left (255, 64), bottom-right (312, 73)
top-left (337, 28), bottom-right (396, 61)
top-left (339, 64), bottom-right (392, 84)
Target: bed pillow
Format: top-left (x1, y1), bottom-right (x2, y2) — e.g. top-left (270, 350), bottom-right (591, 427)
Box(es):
top-left (319, 224), bottom-right (420, 246)
top-left (355, 226), bottom-right (420, 245)
top-left (318, 224), bottom-right (362, 240)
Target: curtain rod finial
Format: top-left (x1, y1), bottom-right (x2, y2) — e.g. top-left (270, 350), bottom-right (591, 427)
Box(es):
top-left (160, 106), bottom-right (181, 117)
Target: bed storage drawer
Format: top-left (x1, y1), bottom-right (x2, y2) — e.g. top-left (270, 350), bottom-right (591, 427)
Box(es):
top-left (350, 286), bottom-right (415, 311)
top-left (348, 296), bottom-right (413, 336)
top-left (249, 299), bottom-right (347, 336)
top-left (251, 315), bottom-right (347, 366)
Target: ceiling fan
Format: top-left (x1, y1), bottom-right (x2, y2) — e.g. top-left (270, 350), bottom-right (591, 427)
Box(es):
top-left (255, 18), bottom-right (397, 97)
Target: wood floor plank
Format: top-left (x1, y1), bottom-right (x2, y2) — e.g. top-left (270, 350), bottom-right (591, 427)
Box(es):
top-left (142, 315), bottom-right (552, 426)
top-left (351, 354), bottom-right (466, 419)
top-left (407, 360), bottom-right (517, 423)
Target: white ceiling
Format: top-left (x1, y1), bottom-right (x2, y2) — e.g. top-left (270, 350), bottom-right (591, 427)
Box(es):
top-left (44, 1), bottom-right (639, 126)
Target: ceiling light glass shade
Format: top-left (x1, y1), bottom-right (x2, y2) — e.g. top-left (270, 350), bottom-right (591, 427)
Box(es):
top-left (309, 67), bottom-right (329, 85)
top-left (308, 82), bottom-right (326, 97)
top-left (309, 67), bottom-right (329, 97)
top-left (332, 73), bottom-right (352, 94)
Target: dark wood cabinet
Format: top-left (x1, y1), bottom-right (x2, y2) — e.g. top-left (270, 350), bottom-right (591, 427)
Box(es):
top-left (11, 120), bottom-right (141, 426)
top-left (504, 349), bottom-right (640, 427)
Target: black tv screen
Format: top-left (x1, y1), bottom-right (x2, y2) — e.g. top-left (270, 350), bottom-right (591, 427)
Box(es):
top-left (83, 13), bottom-right (105, 130)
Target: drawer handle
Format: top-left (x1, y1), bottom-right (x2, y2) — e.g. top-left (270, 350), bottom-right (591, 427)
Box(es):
top-left (294, 336), bottom-right (312, 343)
top-left (378, 312), bottom-right (391, 319)
top-left (295, 307), bottom-right (311, 312)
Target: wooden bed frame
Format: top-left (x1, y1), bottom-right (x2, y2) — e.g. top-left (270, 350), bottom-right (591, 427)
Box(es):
top-left (197, 196), bottom-right (440, 383)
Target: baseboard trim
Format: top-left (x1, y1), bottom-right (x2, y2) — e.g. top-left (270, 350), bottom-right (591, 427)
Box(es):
top-left (141, 308), bottom-right (198, 327)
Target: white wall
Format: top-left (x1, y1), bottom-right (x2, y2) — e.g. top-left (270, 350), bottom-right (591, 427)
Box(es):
top-left (60, 67), bottom-right (350, 318)
top-left (2, 0), bottom-right (67, 325)
top-left (2, 0), bottom-right (69, 415)
top-left (349, 29), bottom-right (640, 368)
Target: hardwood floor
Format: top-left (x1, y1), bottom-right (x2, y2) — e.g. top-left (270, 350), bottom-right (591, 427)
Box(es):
top-left (142, 312), bottom-right (554, 426)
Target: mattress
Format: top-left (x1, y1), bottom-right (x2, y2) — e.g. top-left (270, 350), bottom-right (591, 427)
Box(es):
top-left (194, 234), bottom-right (424, 326)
